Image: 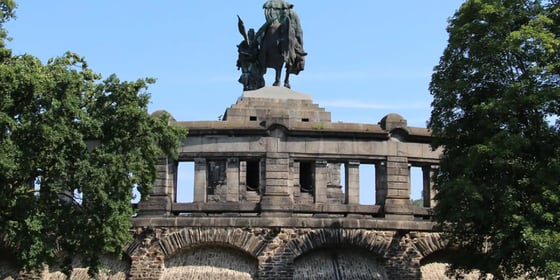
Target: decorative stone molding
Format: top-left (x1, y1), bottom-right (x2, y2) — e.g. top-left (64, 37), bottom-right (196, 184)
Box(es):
top-left (155, 228), bottom-right (267, 258)
top-left (286, 228), bottom-right (394, 260)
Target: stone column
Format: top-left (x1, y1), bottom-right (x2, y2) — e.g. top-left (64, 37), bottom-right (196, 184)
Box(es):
top-left (345, 161), bottom-right (360, 205)
top-left (239, 161), bottom-right (247, 186)
top-left (226, 158), bottom-right (240, 201)
top-left (375, 161), bottom-right (387, 205)
top-left (259, 159), bottom-right (266, 195)
top-left (137, 155), bottom-right (175, 215)
top-left (260, 152), bottom-right (293, 216)
top-left (422, 165), bottom-right (438, 208)
top-left (193, 158), bottom-right (207, 203)
top-left (314, 160), bottom-right (328, 204)
top-left (383, 156), bottom-right (413, 220)
top-left (239, 160), bottom-right (247, 199)
top-left (291, 160), bottom-right (300, 197)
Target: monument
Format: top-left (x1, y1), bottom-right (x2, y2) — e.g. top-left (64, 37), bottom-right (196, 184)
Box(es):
top-left (0, 2), bottom-right (480, 279)
top-left (126, 3), bottom-right (455, 279)
top-left (237, 0), bottom-right (307, 90)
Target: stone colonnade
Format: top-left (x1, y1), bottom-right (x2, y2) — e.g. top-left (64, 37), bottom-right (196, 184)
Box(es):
top-left (144, 154), bottom-right (438, 218)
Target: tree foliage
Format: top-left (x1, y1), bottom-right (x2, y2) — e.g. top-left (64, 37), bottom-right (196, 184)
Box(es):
top-left (0, 1), bottom-right (185, 274)
top-left (429, 0), bottom-right (560, 278)
top-left (0, 0), bottom-right (15, 59)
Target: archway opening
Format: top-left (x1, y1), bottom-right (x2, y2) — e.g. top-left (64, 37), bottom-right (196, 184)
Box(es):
top-left (293, 246), bottom-right (387, 280)
top-left (162, 245), bottom-right (257, 280)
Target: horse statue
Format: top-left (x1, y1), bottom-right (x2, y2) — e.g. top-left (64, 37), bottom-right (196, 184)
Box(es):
top-left (236, 0), bottom-right (306, 90)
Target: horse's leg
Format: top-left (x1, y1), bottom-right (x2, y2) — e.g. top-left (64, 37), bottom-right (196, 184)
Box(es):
top-left (284, 68), bottom-right (291, 89)
top-left (273, 67), bottom-right (281, 86)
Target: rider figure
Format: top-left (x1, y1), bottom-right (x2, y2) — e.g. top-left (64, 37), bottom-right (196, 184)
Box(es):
top-left (260, 0), bottom-right (306, 74)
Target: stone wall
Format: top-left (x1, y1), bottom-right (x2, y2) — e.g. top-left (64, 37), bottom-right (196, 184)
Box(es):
top-left (2, 230), bottom-right (524, 279)
top-left (127, 227), bottom-right (451, 280)
top-left (0, 256), bottom-right (128, 280)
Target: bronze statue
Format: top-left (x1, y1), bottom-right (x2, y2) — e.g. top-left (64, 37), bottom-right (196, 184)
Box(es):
top-left (237, 16), bottom-right (265, 91)
top-left (236, 0), bottom-right (306, 90)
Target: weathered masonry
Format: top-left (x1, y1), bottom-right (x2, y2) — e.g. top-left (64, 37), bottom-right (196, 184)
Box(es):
top-left (129, 87), bottom-right (457, 280)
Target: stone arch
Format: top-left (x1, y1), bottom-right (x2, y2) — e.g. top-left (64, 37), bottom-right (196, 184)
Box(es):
top-left (409, 232), bottom-right (448, 259)
top-left (125, 238), bottom-right (143, 259)
top-left (411, 234), bottom-right (494, 280)
top-left (162, 245), bottom-right (257, 280)
top-left (288, 229), bottom-right (393, 280)
top-left (156, 228), bottom-right (267, 258)
top-left (286, 228), bottom-right (394, 261)
top-left (419, 249), bottom-right (492, 280)
top-left (293, 247), bottom-right (388, 280)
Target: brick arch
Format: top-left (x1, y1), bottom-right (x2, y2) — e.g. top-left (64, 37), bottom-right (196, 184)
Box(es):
top-left (287, 229), bottom-right (394, 261)
top-left (156, 228), bottom-right (267, 258)
top-left (409, 232), bottom-right (448, 259)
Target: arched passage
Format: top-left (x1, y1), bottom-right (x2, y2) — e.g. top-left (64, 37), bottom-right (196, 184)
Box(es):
top-left (149, 228), bottom-right (266, 280)
top-left (287, 229), bottom-right (394, 279)
top-left (161, 245), bottom-right (257, 280)
top-left (293, 246), bottom-right (387, 280)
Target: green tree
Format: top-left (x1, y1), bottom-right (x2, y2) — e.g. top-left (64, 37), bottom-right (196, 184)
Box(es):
top-left (0, 1), bottom-right (185, 274)
top-left (429, 0), bottom-right (560, 278)
top-left (0, 0), bottom-right (15, 60)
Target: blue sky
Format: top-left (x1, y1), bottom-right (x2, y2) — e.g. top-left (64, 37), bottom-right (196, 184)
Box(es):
top-left (5, 1), bottom-right (465, 202)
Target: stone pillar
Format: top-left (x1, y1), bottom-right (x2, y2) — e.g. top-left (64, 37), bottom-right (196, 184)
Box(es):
top-left (260, 152), bottom-right (293, 216)
top-left (193, 158), bottom-right (207, 203)
top-left (291, 160), bottom-right (300, 197)
top-left (259, 159), bottom-right (266, 195)
top-left (227, 158), bottom-right (240, 201)
top-left (151, 156), bottom-right (177, 197)
top-left (169, 160), bottom-right (178, 203)
top-left (375, 161), bottom-right (387, 205)
top-left (384, 232), bottom-right (423, 279)
top-left (239, 160), bottom-right (247, 199)
top-left (239, 161), bottom-right (247, 186)
top-left (422, 165), bottom-right (438, 208)
top-left (129, 239), bottom-right (165, 280)
top-left (383, 156), bottom-right (413, 220)
top-left (137, 155), bottom-right (175, 215)
top-left (345, 161), bottom-right (360, 205)
top-left (314, 160), bottom-right (328, 204)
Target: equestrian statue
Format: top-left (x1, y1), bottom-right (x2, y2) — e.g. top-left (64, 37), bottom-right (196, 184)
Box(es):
top-left (237, 0), bottom-right (307, 90)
